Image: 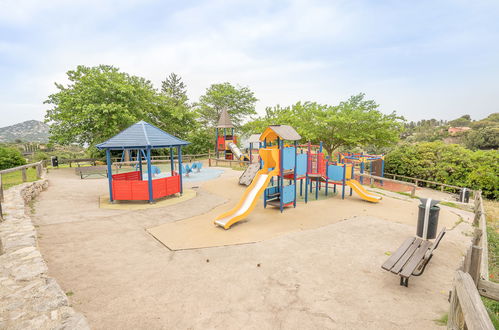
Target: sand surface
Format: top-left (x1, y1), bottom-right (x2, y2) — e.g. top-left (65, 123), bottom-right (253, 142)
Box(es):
top-left (33, 167), bottom-right (473, 329)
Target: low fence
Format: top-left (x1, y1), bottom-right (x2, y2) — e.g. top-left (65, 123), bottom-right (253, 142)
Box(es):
top-left (358, 173), bottom-right (417, 197)
top-left (384, 173), bottom-right (464, 194)
top-left (447, 191), bottom-right (497, 329)
top-left (52, 153), bottom-right (210, 168)
top-left (0, 161), bottom-right (44, 221)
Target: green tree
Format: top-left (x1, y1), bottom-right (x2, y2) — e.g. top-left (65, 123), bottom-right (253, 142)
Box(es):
top-left (197, 82), bottom-right (258, 127)
top-left (45, 65), bottom-right (160, 147)
top-left (385, 141), bottom-right (499, 199)
top-left (464, 127), bottom-right (499, 150)
top-left (244, 94), bottom-right (404, 156)
top-left (449, 114), bottom-right (472, 127)
top-left (0, 147), bottom-right (26, 170)
top-left (154, 73), bottom-right (197, 140)
top-left (161, 72), bottom-right (187, 103)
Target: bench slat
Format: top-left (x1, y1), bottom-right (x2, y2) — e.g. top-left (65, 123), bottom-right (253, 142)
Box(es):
top-left (382, 237), bottom-right (415, 271)
top-left (399, 240), bottom-right (432, 278)
top-left (390, 238), bottom-right (423, 274)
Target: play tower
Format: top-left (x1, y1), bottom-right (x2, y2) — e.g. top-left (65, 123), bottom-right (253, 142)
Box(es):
top-left (215, 108), bottom-right (249, 161)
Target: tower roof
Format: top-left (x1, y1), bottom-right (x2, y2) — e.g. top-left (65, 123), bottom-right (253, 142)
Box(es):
top-left (216, 108), bottom-right (234, 128)
top-left (260, 125), bottom-right (301, 142)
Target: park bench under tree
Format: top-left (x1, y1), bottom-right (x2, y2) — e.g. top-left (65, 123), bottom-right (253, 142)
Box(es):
top-left (382, 228), bottom-right (446, 287)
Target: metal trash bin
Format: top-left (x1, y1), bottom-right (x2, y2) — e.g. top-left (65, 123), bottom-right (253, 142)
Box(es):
top-left (417, 198), bottom-right (440, 239)
top-left (51, 156), bottom-right (59, 167)
top-left (459, 188), bottom-right (470, 203)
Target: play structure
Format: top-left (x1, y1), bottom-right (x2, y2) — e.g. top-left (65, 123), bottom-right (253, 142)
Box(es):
top-left (97, 121), bottom-right (189, 203)
top-left (214, 125), bottom-right (382, 229)
top-left (215, 108), bottom-right (249, 162)
top-left (337, 152), bottom-right (385, 184)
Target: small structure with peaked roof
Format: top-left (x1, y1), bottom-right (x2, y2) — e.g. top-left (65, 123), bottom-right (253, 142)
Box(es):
top-left (216, 108), bottom-right (234, 128)
top-left (259, 125), bottom-right (302, 143)
top-left (97, 121), bottom-right (189, 203)
top-left (215, 109), bottom-right (250, 161)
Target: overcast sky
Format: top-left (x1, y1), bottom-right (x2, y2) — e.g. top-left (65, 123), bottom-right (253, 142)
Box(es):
top-left (1, 0), bottom-right (498, 127)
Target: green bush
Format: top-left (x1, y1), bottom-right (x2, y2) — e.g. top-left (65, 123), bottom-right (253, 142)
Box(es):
top-left (0, 147), bottom-right (26, 170)
top-left (385, 142), bottom-right (499, 199)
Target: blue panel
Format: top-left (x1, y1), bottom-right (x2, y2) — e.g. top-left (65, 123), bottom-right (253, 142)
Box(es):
top-left (282, 147), bottom-right (296, 170)
top-left (266, 186), bottom-right (279, 199)
top-left (327, 165), bottom-right (344, 181)
top-left (282, 185), bottom-right (295, 204)
top-left (296, 153), bottom-right (307, 176)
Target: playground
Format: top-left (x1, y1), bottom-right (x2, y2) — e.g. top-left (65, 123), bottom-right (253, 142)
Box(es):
top-left (33, 164), bottom-right (473, 329)
top-left (25, 120), bottom-right (477, 329)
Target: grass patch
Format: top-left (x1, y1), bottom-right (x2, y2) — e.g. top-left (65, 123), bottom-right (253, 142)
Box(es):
top-left (1, 168), bottom-right (38, 190)
top-left (65, 291), bottom-right (74, 296)
top-left (451, 215), bottom-right (464, 230)
top-left (482, 296), bottom-right (499, 328)
top-left (434, 313), bottom-right (448, 326)
top-left (394, 191), bottom-right (418, 199)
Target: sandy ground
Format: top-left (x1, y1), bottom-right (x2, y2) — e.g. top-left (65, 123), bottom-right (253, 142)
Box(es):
top-left (33, 167), bottom-right (474, 329)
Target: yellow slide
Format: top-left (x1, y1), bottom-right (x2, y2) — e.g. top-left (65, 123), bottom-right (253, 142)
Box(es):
top-left (346, 179), bottom-right (382, 203)
top-left (214, 168), bottom-right (278, 229)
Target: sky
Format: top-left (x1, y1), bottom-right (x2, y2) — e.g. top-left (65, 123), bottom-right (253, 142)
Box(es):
top-left (1, 0), bottom-right (498, 127)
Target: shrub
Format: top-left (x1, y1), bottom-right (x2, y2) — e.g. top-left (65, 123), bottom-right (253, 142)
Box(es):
top-left (0, 147), bottom-right (26, 170)
top-left (385, 142), bottom-right (498, 199)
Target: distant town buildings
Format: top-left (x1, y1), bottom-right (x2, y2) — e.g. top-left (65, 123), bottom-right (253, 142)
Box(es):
top-left (448, 127), bottom-right (471, 135)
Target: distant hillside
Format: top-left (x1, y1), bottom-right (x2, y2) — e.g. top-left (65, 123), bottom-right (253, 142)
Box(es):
top-left (0, 120), bottom-right (50, 143)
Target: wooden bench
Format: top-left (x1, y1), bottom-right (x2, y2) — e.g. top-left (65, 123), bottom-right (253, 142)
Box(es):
top-left (382, 228), bottom-right (446, 287)
top-left (75, 166), bottom-right (108, 179)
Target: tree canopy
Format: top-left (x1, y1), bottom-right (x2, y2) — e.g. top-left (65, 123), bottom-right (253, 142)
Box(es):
top-left (197, 82), bottom-right (258, 127)
top-left (0, 146), bottom-right (26, 170)
top-left (243, 94), bottom-right (404, 156)
top-left (44, 65), bottom-right (197, 147)
top-left (385, 141), bottom-right (498, 199)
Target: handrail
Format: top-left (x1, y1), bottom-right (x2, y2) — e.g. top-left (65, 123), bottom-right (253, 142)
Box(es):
top-left (448, 271), bottom-right (494, 329)
top-left (473, 191), bottom-right (489, 281)
top-left (0, 161), bottom-right (44, 175)
top-left (384, 172), bottom-right (463, 191)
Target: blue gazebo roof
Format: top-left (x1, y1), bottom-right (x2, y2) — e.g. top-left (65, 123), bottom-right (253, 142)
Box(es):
top-left (96, 121), bottom-right (189, 150)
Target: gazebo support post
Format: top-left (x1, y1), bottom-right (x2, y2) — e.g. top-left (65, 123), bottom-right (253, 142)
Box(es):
top-left (137, 149), bottom-right (143, 178)
top-left (177, 146), bottom-right (183, 195)
top-left (170, 147), bottom-right (174, 175)
top-left (106, 149), bottom-right (113, 202)
top-left (146, 147), bottom-right (153, 203)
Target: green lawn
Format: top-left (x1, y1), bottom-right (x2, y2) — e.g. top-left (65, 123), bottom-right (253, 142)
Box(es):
top-left (1, 168), bottom-right (39, 190)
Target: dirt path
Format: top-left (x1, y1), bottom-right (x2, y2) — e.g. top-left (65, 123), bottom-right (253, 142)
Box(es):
top-left (34, 168), bottom-right (473, 329)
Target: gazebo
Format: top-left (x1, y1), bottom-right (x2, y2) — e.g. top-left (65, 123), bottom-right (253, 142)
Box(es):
top-left (96, 121), bottom-right (189, 203)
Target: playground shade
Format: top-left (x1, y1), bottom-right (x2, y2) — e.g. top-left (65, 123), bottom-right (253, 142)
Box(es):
top-left (215, 168), bottom-right (278, 229)
top-left (346, 180), bottom-right (382, 203)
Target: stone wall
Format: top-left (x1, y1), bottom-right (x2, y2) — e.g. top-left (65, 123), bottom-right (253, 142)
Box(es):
top-left (0, 180), bottom-right (89, 329)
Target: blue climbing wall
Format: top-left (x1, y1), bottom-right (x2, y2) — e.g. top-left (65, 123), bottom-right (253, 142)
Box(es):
top-left (282, 184), bottom-right (295, 204)
top-left (282, 147), bottom-right (296, 170)
top-left (296, 153), bottom-right (307, 177)
top-left (327, 165), bottom-right (344, 181)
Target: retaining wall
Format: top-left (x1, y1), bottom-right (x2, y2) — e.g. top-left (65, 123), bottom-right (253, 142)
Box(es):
top-left (0, 180), bottom-right (89, 329)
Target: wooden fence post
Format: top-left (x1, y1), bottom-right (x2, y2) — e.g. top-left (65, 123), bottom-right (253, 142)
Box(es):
top-left (21, 168), bottom-right (27, 182)
top-left (411, 185), bottom-right (416, 198)
top-left (469, 245), bottom-right (483, 285)
top-left (36, 163), bottom-right (42, 179)
top-left (0, 173), bottom-right (3, 202)
top-left (447, 284), bottom-right (461, 329)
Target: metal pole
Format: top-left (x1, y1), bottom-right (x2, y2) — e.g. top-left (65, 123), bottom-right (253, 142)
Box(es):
top-left (178, 146), bottom-right (183, 194)
top-left (106, 150), bottom-right (113, 202)
top-left (170, 147), bottom-right (174, 174)
top-left (293, 141), bottom-right (297, 208)
top-left (146, 147), bottom-right (153, 203)
top-left (138, 150), bottom-right (143, 178)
